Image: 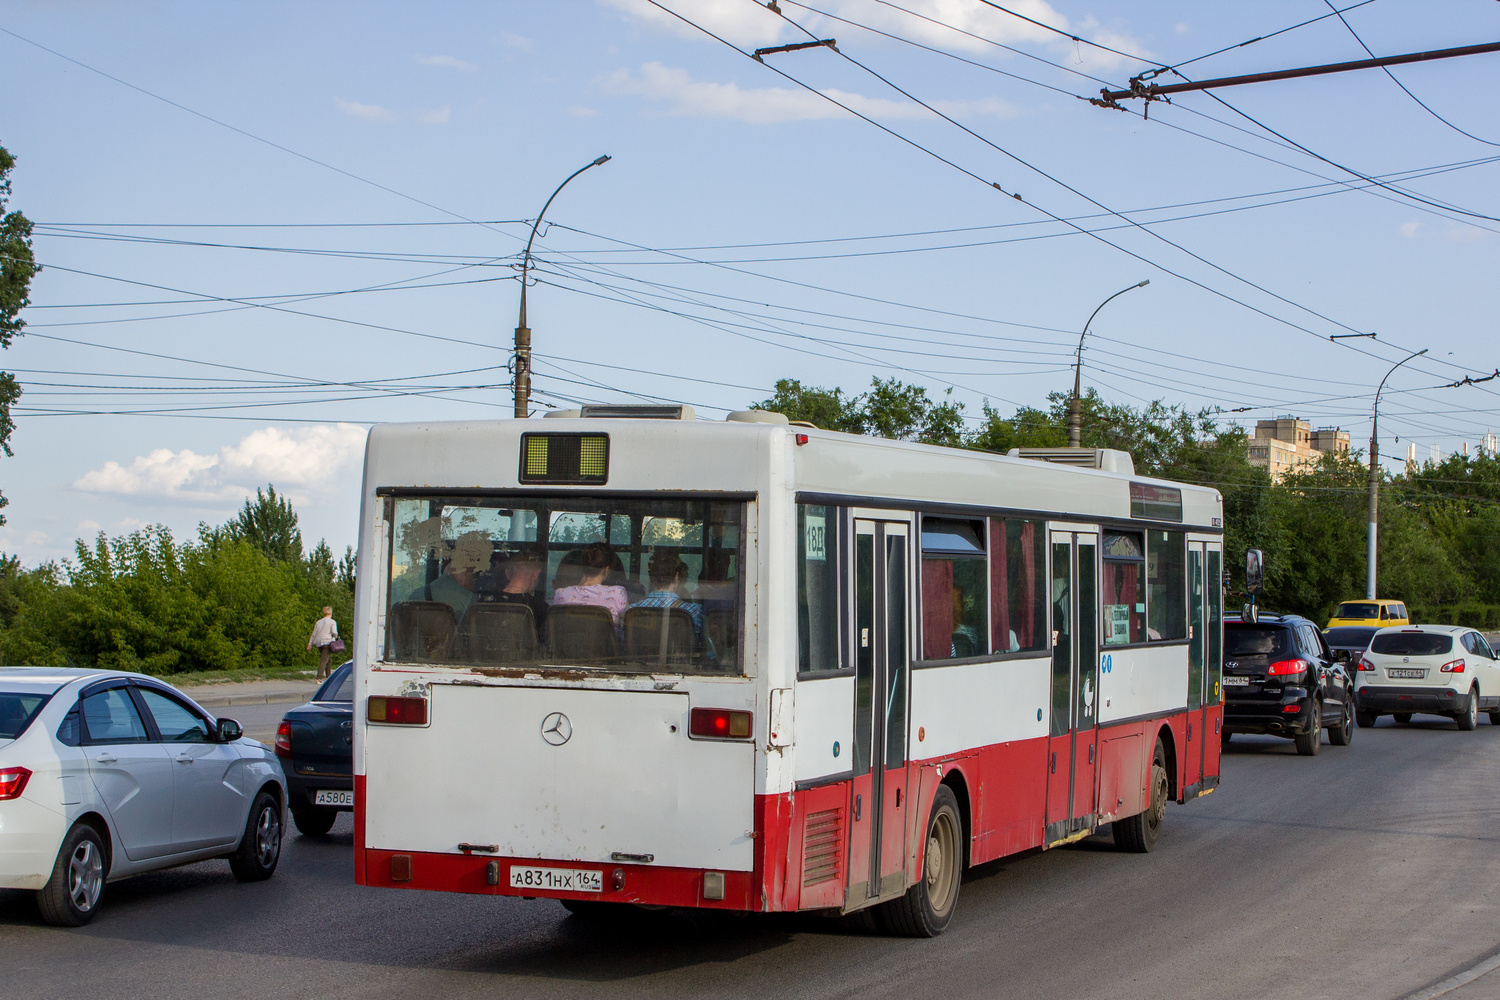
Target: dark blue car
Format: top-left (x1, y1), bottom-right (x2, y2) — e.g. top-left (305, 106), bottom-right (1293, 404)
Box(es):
top-left (275, 662), bottom-right (353, 836)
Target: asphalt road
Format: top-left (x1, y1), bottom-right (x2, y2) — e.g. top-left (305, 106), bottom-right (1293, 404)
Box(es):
top-left (5, 716), bottom-right (1500, 1000)
top-left (216, 700), bottom-right (302, 747)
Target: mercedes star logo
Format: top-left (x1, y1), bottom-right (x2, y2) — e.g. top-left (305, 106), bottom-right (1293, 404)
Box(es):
top-left (540, 712), bottom-right (572, 746)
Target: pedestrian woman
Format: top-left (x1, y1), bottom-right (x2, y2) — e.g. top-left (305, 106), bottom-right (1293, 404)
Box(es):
top-left (308, 606), bottom-right (340, 679)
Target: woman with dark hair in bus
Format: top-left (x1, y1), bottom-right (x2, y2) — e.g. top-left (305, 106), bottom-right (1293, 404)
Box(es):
top-left (550, 542), bottom-right (629, 630)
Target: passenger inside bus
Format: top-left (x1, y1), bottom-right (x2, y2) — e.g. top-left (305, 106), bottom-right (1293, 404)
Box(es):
top-left (629, 550), bottom-right (714, 658)
top-left (480, 547), bottom-right (548, 637)
top-left (549, 542), bottom-right (629, 632)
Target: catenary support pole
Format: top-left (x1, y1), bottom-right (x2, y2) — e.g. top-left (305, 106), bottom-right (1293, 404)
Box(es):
top-left (1367, 348), bottom-right (1428, 598)
top-left (514, 155), bottom-right (611, 418)
top-left (1070, 280), bottom-right (1148, 448)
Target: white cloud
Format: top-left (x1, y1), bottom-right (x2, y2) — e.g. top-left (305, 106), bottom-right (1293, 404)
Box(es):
top-left (335, 98), bottom-right (393, 121)
top-left (600, 0), bottom-right (789, 46)
top-left (76, 519), bottom-right (101, 536)
top-left (1176, 22), bottom-right (1191, 35)
top-left (496, 31), bottom-right (534, 51)
top-left (568, 106), bottom-right (601, 117)
top-left (1400, 221), bottom-right (1422, 238)
top-left (603, 0), bottom-right (1150, 73)
top-left (416, 54), bottom-right (475, 71)
top-left (72, 424), bottom-right (368, 506)
top-left (603, 62), bottom-right (1014, 123)
top-left (337, 98), bottom-right (451, 125)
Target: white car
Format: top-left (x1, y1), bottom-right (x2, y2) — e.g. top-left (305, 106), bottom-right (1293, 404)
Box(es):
top-left (0, 667), bottom-right (287, 926)
top-left (1353, 625), bottom-right (1500, 730)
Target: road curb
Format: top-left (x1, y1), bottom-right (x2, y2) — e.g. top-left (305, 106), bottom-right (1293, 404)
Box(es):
top-left (1402, 949), bottom-right (1500, 1000)
top-left (190, 690), bottom-right (316, 708)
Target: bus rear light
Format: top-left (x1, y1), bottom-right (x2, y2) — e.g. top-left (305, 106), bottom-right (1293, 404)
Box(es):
top-left (1266, 659), bottom-right (1306, 677)
top-left (0, 766), bottom-right (32, 800)
top-left (1441, 658), bottom-right (1466, 673)
top-left (690, 708), bottom-right (752, 740)
top-left (274, 721), bottom-right (293, 758)
top-left (368, 696), bottom-right (428, 725)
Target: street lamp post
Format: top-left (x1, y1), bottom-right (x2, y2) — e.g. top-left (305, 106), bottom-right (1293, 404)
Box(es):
top-left (513, 155), bottom-right (611, 418)
top-left (1069, 280), bottom-right (1149, 448)
top-left (1366, 347), bottom-right (1428, 598)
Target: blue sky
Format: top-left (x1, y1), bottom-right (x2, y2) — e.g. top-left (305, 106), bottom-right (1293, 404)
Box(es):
top-left (2, 0), bottom-right (1498, 565)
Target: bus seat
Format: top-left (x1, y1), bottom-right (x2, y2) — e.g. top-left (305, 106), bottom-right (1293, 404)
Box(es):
top-left (388, 600), bottom-right (458, 661)
top-left (706, 609), bottom-right (737, 663)
top-left (623, 606), bottom-right (697, 667)
top-left (462, 603), bottom-right (539, 663)
top-left (544, 605), bottom-right (619, 662)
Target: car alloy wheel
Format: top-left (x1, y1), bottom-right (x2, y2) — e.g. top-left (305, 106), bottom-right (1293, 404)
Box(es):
top-left (68, 838), bottom-right (104, 914)
top-left (254, 802), bottom-right (282, 869)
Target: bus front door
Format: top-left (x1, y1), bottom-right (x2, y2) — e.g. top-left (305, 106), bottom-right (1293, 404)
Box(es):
top-left (1047, 529), bottom-right (1099, 845)
top-left (848, 518), bottom-right (912, 906)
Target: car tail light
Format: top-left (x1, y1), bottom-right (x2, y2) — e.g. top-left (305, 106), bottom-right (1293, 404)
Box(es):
top-left (367, 696), bottom-right (428, 725)
top-left (1266, 659), bottom-right (1306, 677)
top-left (690, 708), bottom-right (752, 740)
top-left (0, 766), bottom-right (32, 800)
top-left (1357, 656), bottom-right (1376, 671)
top-left (1441, 658), bottom-right (1467, 673)
top-left (274, 721), bottom-right (293, 758)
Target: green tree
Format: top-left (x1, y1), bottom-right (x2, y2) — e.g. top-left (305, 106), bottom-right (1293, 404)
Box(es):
top-left (751, 378), bottom-right (862, 432)
top-left (224, 484), bottom-right (304, 565)
top-left (0, 144), bottom-right (40, 526)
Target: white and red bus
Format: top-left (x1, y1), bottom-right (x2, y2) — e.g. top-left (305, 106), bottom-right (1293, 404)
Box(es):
top-left (352, 406), bottom-right (1224, 935)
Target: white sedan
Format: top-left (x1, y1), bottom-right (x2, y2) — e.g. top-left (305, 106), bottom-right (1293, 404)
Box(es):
top-left (0, 667), bottom-right (287, 926)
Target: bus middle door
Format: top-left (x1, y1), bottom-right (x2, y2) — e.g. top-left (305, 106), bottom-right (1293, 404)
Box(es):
top-left (847, 517), bottom-right (912, 907)
top-left (1047, 529), bottom-right (1099, 845)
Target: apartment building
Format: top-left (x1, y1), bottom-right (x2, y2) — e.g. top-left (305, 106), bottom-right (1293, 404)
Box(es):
top-left (1246, 417), bottom-right (1350, 481)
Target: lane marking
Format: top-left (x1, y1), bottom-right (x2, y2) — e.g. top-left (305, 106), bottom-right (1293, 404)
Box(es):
top-left (1402, 950), bottom-right (1500, 1000)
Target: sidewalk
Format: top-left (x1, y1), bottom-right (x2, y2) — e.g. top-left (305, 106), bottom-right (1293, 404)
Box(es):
top-left (177, 677), bottom-right (322, 708)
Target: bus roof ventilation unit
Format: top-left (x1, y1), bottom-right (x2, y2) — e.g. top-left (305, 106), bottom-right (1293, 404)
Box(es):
top-left (1006, 447), bottom-right (1135, 476)
top-left (725, 410), bottom-right (789, 425)
top-left (579, 404), bottom-right (696, 421)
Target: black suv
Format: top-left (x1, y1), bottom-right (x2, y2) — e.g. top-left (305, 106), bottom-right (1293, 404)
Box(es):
top-left (1222, 613), bottom-right (1355, 755)
top-left (275, 662), bottom-right (353, 836)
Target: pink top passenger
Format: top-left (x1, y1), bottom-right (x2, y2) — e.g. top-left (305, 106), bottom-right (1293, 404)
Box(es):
top-left (551, 583), bottom-right (629, 624)
top-left (548, 542), bottom-right (629, 628)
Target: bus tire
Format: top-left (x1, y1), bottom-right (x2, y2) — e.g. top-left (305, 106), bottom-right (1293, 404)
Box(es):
top-left (877, 785), bottom-right (962, 937)
top-left (1114, 738), bottom-right (1167, 854)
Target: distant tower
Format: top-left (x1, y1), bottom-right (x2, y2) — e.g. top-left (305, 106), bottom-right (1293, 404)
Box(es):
top-left (1431, 443), bottom-right (1441, 464)
top-left (1462, 441), bottom-right (1470, 457)
top-left (1406, 442), bottom-right (1417, 465)
top-left (1485, 432), bottom-right (1498, 455)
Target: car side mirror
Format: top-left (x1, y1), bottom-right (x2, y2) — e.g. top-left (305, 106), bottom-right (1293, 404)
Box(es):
top-left (216, 718), bottom-right (243, 742)
top-left (1334, 649), bottom-right (1350, 663)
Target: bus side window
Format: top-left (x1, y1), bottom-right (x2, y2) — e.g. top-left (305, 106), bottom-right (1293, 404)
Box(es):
top-left (1146, 530), bottom-right (1187, 641)
top-left (920, 517), bottom-right (986, 661)
top-left (1102, 531), bottom-right (1146, 645)
top-left (990, 518), bottom-right (1045, 654)
top-left (797, 504), bottom-right (840, 674)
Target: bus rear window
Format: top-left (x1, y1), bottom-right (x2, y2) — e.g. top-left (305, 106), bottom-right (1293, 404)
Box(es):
top-left (385, 495), bottom-right (744, 674)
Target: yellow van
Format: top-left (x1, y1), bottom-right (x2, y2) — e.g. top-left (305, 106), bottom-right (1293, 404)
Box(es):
top-left (1325, 599), bottom-right (1410, 629)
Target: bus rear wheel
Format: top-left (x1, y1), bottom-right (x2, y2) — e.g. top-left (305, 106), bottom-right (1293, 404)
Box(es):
top-left (1114, 738), bottom-right (1167, 854)
top-left (878, 785), bottom-right (962, 937)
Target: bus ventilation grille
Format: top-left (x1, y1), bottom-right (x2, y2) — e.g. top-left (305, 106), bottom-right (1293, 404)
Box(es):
top-left (802, 808), bottom-right (844, 887)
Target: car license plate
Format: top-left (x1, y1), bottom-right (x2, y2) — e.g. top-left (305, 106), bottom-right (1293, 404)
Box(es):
top-left (1222, 676), bottom-right (1250, 686)
top-left (509, 866), bottom-right (603, 893)
top-left (1388, 668), bottom-right (1426, 679)
top-left (314, 789), bottom-right (354, 807)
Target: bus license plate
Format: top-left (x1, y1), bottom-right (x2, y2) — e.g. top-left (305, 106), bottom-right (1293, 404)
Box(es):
top-left (509, 866), bottom-right (603, 893)
top-left (1388, 668), bottom-right (1426, 679)
top-left (1221, 676), bottom-right (1249, 686)
top-left (314, 789), bottom-right (354, 806)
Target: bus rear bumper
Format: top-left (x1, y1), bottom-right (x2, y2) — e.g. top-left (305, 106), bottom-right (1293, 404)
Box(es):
top-left (357, 848), bottom-right (758, 910)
